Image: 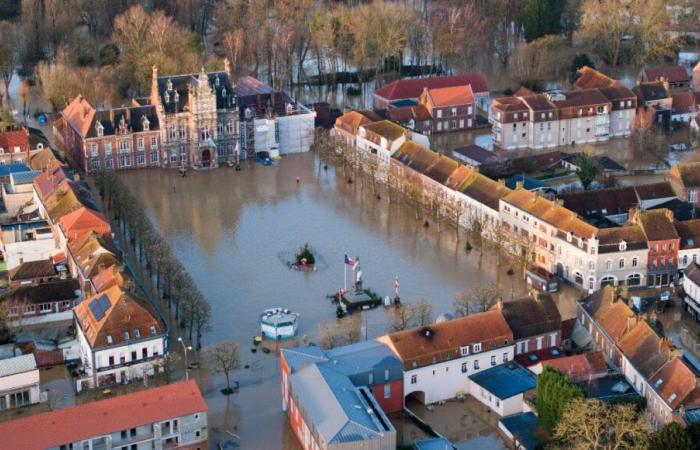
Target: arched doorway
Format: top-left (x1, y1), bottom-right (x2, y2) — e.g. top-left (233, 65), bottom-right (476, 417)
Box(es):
top-left (201, 149), bottom-right (211, 167)
top-left (404, 391), bottom-right (426, 407)
top-left (574, 272), bottom-right (583, 286)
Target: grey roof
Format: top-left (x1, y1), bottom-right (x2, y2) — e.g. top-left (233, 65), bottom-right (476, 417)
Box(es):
top-left (290, 363), bottom-right (394, 444)
top-left (11, 170), bottom-right (41, 185)
top-left (282, 340), bottom-right (403, 377)
top-left (281, 346), bottom-right (328, 372)
top-left (469, 362), bottom-right (536, 399)
top-left (0, 353), bottom-right (37, 377)
top-left (157, 71), bottom-right (234, 113)
top-left (499, 412), bottom-right (541, 450)
top-left (87, 105), bottom-right (160, 138)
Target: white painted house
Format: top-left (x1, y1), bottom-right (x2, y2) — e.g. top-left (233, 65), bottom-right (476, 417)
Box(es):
top-left (0, 353), bottom-right (41, 410)
top-left (378, 309), bottom-right (515, 406)
top-left (74, 285), bottom-right (167, 391)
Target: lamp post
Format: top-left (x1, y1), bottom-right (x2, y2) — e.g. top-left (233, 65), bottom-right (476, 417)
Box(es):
top-left (178, 337), bottom-right (193, 380)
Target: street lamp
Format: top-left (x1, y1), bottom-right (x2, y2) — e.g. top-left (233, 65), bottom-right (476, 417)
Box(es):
top-left (177, 337), bottom-right (193, 380)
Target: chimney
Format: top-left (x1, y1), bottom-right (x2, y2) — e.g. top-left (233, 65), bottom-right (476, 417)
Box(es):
top-left (498, 178), bottom-right (505, 185)
top-left (223, 58), bottom-right (231, 76)
top-left (495, 298), bottom-right (503, 310)
top-left (516, 180), bottom-right (524, 189)
top-left (626, 315), bottom-right (637, 332)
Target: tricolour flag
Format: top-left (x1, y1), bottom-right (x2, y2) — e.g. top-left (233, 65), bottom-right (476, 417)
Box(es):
top-left (394, 276), bottom-right (399, 294)
top-left (344, 254), bottom-right (355, 267)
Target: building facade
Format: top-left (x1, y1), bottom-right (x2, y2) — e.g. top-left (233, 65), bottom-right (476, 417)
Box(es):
top-left (0, 354), bottom-right (41, 411)
top-left (0, 380), bottom-right (208, 450)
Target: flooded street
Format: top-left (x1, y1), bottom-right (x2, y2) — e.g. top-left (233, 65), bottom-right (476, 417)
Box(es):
top-left (119, 153), bottom-right (574, 449)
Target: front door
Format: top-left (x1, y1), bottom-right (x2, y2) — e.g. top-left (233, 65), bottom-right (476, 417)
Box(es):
top-left (201, 149), bottom-right (211, 167)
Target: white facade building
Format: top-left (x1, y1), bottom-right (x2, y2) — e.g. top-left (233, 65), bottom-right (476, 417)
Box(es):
top-left (0, 354), bottom-right (41, 410)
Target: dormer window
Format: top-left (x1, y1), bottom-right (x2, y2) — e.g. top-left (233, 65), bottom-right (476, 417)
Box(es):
top-left (473, 343), bottom-right (482, 353)
top-left (164, 91), bottom-right (170, 103)
top-left (174, 91), bottom-right (179, 103)
top-left (123, 331), bottom-right (130, 340)
top-left (166, 79), bottom-right (173, 90)
top-left (566, 232), bottom-right (572, 242)
top-left (578, 238), bottom-right (584, 248)
top-left (106, 334), bottom-right (113, 344)
top-left (142, 116), bottom-right (150, 131)
top-left (134, 328), bottom-right (140, 338)
top-left (619, 240), bottom-right (627, 251)
top-left (222, 87), bottom-right (226, 98)
top-left (150, 325), bottom-right (157, 335)
top-left (96, 122), bottom-right (104, 137)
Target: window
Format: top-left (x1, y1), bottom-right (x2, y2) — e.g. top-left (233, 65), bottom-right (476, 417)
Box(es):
top-left (410, 374), bottom-right (417, 384)
top-left (39, 303), bottom-right (51, 313)
top-left (384, 369), bottom-right (389, 381)
top-left (134, 329), bottom-right (141, 338)
top-left (383, 384), bottom-right (391, 399)
top-left (123, 331), bottom-right (130, 340)
top-left (130, 428), bottom-right (136, 437)
top-left (632, 257), bottom-right (638, 267)
top-left (503, 353), bottom-right (508, 362)
top-left (151, 136), bottom-right (158, 148)
top-left (619, 258), bottom-right (625, 269)
top-left (179, 127), bottom-right (186, 139)
top-left (217, 121), bottom-right (223, 135)
top-left (150, 325), bottom-right (157, 335)
top-left (142, 348), bottom-right (148, 359)
top-left (137, 138), bottom-right (144, 150)
top-left (226, 120), bottom-right (234, 135)
top-left (168, 127), bottom-right (177, 141)
top-left (105, 157), bottom-right (113, 169)
top-left (473, 343), bottom-right (482, 353)
top-left (91, 158), bottom-right (99, 170)
top-left (151, 149), bottom-right (159, 165)
top-left (105, 142), bottom-right (112, 155)
top-left (460, 346), bottom-right (469, 356)
top-left (142, 118), bottom-right (149, 131)
top-left (200, 128), bottom-right (210, 141)
top-left (368, 373), bottom-right (373, 385)
top-left (170, 151), bottom-right (178, 163)
top-left (107, 334), bottom-right (113, 344)
top-left (606, 260), bottom-right (612, 270)
top-left (25, 305), bottom-right (34, 314)
top-left (491, 355), bottom-right (496, 366)
top-left (461, 362), bottom-right (468, 373)
top-left (91, 143), bottom-right (98, 157)
top-left (473, 360), bottom-right (480, 370)
top-left (108, 355), bottom-right (115, 366)
top-left (137, 152), bottom-right (145, 166)
top-left (131, 351), bottom-right (137, 361)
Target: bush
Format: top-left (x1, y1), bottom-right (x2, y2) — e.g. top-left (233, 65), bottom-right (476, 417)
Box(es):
top-left (295, 243), bottom-right (315, 265)
top-left (99, 44), bottom-right (120, 67)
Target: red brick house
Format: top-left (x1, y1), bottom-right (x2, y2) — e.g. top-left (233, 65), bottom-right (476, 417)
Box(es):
top-left (668, 162), bottom-right (700, 206)
top-left (418, 85), bottom-right (476, 133)
top-left (639, 65), bottom-right (691, 90)
top-left (0, 129), bottom-right (31, 164)
top-left (56, 95), bottom-right (161, 174)
top-left (630, 208), bottom-right (680, 286)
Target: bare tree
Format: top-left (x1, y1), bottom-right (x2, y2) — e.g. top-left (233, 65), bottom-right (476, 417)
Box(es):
top-left (0, 21), bottom-right (18, 98)
top-left (412, 299), bottom-right (434, 327)
top-left (318, 315), bottom-right (362, 349)
top-left (454, 286), bottom-right (502, 317)
top-left (386, 304), bottom-right (414, 332)
top-left (205, 341), bottom-right (240, 395)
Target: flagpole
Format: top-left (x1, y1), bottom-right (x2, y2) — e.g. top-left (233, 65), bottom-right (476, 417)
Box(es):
top-left (344, 262), bottom-right (347, 293)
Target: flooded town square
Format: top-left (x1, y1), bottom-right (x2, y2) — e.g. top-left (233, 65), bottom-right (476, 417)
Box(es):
top-left (120, 153), bottom-right (579, 449)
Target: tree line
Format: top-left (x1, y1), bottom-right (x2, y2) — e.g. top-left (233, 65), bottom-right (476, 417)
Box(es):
top-left (94, 169), bottom-right (212, 351)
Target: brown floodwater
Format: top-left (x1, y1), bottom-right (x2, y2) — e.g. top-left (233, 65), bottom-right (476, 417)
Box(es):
top-left (120, 153), bottom-right (543, 449)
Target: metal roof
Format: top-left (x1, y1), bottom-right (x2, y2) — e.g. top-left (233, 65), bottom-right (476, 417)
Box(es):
top-left (0, 163), bottom-right (29, 177)
top-left (289, 364), bottom-right (394, 444)
top-left (469, 361), bottom-right (536, 399)
top-left (414, 437), bottom-right (455, 450)
top-left (0, 353), bottom-right (37, 377)
top-left (499, 412), bottom-right (541, 450)
top-left (11, 170), bottom-right (41, 185)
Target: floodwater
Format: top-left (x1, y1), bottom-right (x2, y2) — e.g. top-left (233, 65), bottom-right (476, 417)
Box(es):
top-left (120, 153), bottom-right (544, 449)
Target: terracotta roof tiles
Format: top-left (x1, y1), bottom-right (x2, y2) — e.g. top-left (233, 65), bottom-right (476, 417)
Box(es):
top-left (374, 73), bottom-right (488, 102)
top-left (574, 66), bottom-right (621, 90)
top-left (423, 85), bottom-right (474, 107)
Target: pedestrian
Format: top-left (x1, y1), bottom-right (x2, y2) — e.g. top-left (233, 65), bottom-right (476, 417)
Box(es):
top-left (295, 176), bottom-right (300, 184)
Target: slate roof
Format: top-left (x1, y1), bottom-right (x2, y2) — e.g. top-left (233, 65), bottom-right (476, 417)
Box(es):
top-left (598, 86), bottom-right (637, 110)
top-left (74, 285), bottom-right (164, 348)
top-left (378, 309), bottom-right (513, 370)
top-left (452, 145), bottom-right (501, 165)
top-left (8, 279), bottom-right (80, 305)
top-left (0, 380), bottom-right (206, 450)
top-left (559, 183), bottom-right (674, 219)
top-left (684, 263), bottom-right (700, 287)
top-left (470, 361), bottom-right (536, 399)
top-left (633, 82), bottom-right (669, 103)
top-left (0, 353), bottom-right (37, 378)
top-left (374, 73), bottom-right (488, 101)
top-left (289, 364), bottom-right (394, 445)
top-left (158, 70), bottom-right (234, 113)
top-left (497, 294), bottom-right (561, 340)
top-left (597, 225), bottom-right (648, 253)
top-left (86, 105), bottom-right (159, 138)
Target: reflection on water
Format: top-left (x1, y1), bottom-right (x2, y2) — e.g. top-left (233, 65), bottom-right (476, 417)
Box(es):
top-left (120, 153), bottom-right (530, 449)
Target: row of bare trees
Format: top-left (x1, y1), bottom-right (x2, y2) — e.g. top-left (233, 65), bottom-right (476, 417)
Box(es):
top-left (94, 170), bottom-right (211, 351)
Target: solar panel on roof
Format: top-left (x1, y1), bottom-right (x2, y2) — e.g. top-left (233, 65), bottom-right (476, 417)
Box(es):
top-left (98, 294), bottom-right (111, 311)
top-left (88, 298), bottom-right (105, 321)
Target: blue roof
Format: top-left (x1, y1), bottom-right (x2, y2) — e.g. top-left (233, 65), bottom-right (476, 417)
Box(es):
top-left (414, 437), bottom-right (454, 450)
top-left (499, 412), bottom-right (541, 450)
top-left (0, 220), bottom-right (50, 231)
top-left (10, 170), bottom-right (41, 185)
top-left (281, 346), bottom-right (327, 371)
top-left (685, 408), bottom-right (700, 424)
top-left (469, 362), bottom-right (536, 399)
top-left (0, 164), bottom-right (30, 177)
top-left (505, 175), bottom-right (549, 191)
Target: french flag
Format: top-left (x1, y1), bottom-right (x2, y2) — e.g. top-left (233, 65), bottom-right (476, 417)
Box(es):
top-left (344, 254), bottom-right (355, 267)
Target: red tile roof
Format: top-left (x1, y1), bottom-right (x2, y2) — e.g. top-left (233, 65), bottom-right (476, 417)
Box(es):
top-left (423, 85), bottom-right (474, 107)
top-left (0, 381), bottom-right (206, 449)
top-left (574, 66), bottom-right (621, 90)
top-left (641, 65), bottom-right (690, 84)
top-left (0, 129), bottom-right (30, 153)
top-left (378, 309), bottom-right (513, 370)
top-left (649, 357), bottom-right (696, 409)
top-left (672, 91), bottom-right (697, 114)
top-left (33, 162), bottom-right (70, 202)
top-left (374, 73), bottom-right (488, 102)
top-left (542, 352), bottom-right (608, 382)
top-left (59, 206), bottom-right (110, 242)
top-left (62, 95), bottom-right (96, 137)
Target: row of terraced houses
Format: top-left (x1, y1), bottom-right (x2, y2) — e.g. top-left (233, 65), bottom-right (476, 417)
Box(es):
top-left (332, 108), bottom-right (700, 292)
